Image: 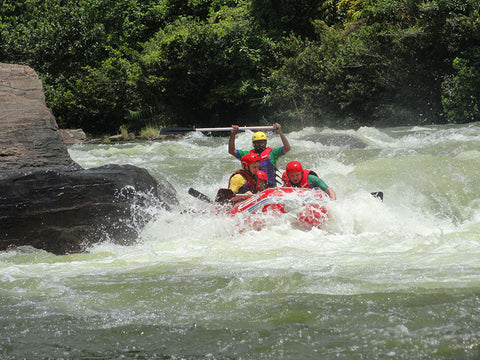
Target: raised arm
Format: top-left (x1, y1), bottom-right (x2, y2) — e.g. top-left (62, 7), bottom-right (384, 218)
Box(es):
top-left (228, 125), bottom-right (239, 157)
top-left (274, 123), bottom-right (291, 154)
top-left (325, 187), bottom-right (337, 200)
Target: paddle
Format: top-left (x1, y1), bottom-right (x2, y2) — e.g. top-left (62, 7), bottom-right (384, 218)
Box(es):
top-left (275, 168), bottom-right (284, 186)
top-left (190, 186), bottom-right (383, 204)
top-left (188, 188), bottom-right (212, 203)
top-left (371, 191), bottom-right (383, 201)
top-left (160, 125), bottom-right (275, 135)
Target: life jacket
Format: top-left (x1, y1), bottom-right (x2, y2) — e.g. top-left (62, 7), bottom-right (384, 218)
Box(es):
top-left (250, 147), bottom-right (276, 187)
top-left (282, 170), bottom-right (319, 189)
top-left (229, 169), bottom-right (257, 194)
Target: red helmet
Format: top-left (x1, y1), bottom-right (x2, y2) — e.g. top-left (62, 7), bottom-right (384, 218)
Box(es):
top-left (286, 161), bottom-right (303, 174)
top-left (241, 153), bottom-right (261, 168)
top-left (256, 170), bottom-right (268, 181)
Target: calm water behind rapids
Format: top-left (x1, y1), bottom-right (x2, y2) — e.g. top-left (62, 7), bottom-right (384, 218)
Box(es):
top-left (1, 124), bottom-right (480, 359)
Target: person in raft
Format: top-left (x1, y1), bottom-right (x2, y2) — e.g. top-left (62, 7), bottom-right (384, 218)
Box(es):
top-left (282, 161), bottom-right (337, 200)
top-left (229, 123), bottom-right (291, 188)
top-left (256, 170), bottom-right (269, 193)
top-left (216, 153), bottom-right (261, 204)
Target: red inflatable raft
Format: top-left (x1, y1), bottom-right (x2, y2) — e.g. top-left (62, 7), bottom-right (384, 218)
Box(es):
top-left (228, 187), bottom-right (329, 230)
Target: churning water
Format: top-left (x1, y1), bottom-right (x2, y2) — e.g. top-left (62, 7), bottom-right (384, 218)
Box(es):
top-left (1, 123), bottom-right (480, 359)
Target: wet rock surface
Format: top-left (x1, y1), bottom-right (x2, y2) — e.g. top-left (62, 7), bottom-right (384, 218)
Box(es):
top-left (0, 164), bottom-right (169, 254)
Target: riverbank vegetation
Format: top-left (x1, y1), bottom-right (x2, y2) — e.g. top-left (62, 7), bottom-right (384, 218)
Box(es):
top-left (1, 0), bottom-right (479, 135)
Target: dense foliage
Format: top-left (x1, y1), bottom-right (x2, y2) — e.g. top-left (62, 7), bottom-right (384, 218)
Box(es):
top-left (1, 0), bottom-right (479, 134)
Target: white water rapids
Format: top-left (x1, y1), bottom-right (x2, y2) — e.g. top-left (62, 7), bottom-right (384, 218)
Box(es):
top-left (1, 123), bottom-right (479, 359)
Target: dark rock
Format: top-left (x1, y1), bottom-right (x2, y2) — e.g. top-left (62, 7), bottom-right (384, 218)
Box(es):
top-left (0, 63), bottom-right (177, 254)
top-left (59, 129), bottom-right (87, 144)
top-left (108, 134), bottom-right (125, 142)
top-left (0, 164), bottom-right (171, 254)
top-left (0, 63), bottom-right (81, 175)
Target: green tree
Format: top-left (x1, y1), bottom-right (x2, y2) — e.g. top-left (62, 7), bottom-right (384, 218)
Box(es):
top-left (2, 0), bottom-right (480, 133)
top-left (140, 5), bottom-right (278, 126)
top-left (249, 0), bottom-right (324, 38)
top-left (48, 48), bottom-right (143, 134)
top-left (263, 0), bottom-right (480, 127)
top-left (263, 21), bottom-right (399, 128)
top-left (442, 57), bottom-right (480, 123)
top-left (0, 0), bottom-right (170, 134)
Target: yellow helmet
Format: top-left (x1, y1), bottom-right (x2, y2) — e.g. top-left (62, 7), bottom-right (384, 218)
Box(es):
top-left (252, 131), bottom-right (267, 142)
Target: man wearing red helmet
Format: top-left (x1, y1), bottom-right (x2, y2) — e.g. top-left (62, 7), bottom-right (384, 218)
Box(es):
top-left (282, 161), bottom-right (337, 200)
top-left (256, 170), bottom-right (269, 192)
top-left (215, 154), bottom-right (264, 204)
top-left (229, 123), bottom-right (291, 188)
top-left (227, 153), bottom-right (261, 201)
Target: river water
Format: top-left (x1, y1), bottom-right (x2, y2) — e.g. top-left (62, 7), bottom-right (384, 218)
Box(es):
top-left (1, 124), bottom-right (480, 359)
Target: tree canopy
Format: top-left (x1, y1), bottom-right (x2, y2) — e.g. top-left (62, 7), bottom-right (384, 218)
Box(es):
top-left (1, 0), bottom-right (479, 134)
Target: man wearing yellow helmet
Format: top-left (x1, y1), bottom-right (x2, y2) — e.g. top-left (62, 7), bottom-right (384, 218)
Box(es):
top-left (228, 123), bottom-right (291, 187)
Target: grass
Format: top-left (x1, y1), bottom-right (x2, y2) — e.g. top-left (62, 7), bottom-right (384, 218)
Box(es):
top-left (99, 124), bottom-right (162, 142)
top-left (139, 125), bottom-right (160, 139)
top-left (119, 124), bottom-right (130, 139)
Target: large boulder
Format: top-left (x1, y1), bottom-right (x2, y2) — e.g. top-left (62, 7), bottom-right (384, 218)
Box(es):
top-left (0, 63), bottom-right (176, 254)
top-left (0, 165), bottom-right (172, 254)
top-left (0, 63), bottom-right (81, 174)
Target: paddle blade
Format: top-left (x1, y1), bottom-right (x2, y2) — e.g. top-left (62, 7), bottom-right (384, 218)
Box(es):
top-left (188, 188), bottom-right (212, 203)
top-left (371, 192), bottom-right (384, 201)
